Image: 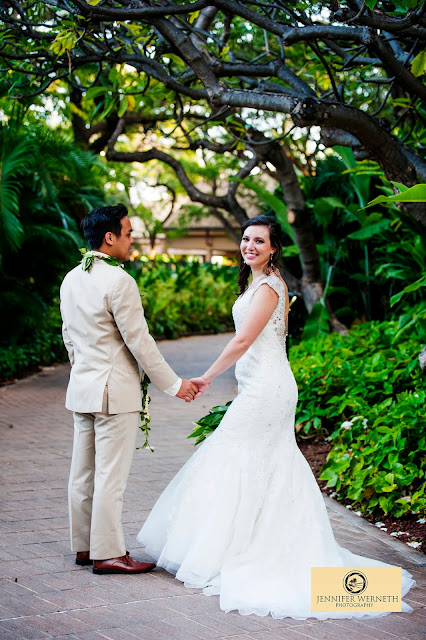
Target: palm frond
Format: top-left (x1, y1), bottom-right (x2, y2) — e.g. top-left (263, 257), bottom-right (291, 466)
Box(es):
top-left (25, 224), bottom-right (82, 249)
top-left (0, 133), bottom-right (36, 250)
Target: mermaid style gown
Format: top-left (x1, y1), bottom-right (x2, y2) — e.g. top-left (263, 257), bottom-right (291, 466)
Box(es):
top-left (137, 273), bottom-right (415, 619)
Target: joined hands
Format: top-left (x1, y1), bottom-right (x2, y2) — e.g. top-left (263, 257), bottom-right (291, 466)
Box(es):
top-left (189, 376), bottom-right (211, 400)
top-left (176, 379), bottom-right (199, 403)
top-left (176, 376), bottom-right (212, 402)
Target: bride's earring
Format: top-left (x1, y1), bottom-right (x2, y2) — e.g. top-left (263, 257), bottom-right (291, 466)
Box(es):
top-left (265, 252), bottom-right (274, 274)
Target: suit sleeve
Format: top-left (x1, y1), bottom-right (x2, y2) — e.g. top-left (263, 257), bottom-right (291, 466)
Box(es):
top-left (61, 322), bottom-right (75, 366)
top-left (110, 272), bottom-right (179, 392)
top-left (60, 289), bottom-right (74, 366)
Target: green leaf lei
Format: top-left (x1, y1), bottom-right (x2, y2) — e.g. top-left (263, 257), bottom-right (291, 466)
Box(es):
top-left (79, 248), bottom-right (123, 271)
top-left (79, 248), bottom-right (153, 451)
top-left (138, 372), bottom-right (153, 452)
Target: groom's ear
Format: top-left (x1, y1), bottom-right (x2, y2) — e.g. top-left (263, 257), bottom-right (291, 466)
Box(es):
top-left (105, 231), bottom-right (114, 246)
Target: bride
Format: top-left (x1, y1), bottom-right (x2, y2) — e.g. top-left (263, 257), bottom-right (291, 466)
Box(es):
top-left (137, 215), bottom-right (415, 620)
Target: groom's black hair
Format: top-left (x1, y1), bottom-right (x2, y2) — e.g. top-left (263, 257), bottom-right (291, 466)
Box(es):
top-left (82, 204), bottom-right (128, 250)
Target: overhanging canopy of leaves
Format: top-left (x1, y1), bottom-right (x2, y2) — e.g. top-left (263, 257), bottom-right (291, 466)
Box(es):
top-left (0, 0), bottom-right (425, 225)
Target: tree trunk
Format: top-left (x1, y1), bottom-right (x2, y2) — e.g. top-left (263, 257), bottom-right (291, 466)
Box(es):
top-left (209, 208), bottom-right (240, 245)
top-left (246, 130), bottom-right (348, 331)
top-left (247, 133), bottom-right (318, 300)
top-left (419, 346), bottom-right (426, 373)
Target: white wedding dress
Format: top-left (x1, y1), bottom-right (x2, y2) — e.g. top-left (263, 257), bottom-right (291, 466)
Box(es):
top-left (137, 273), bottom-right (415, 619)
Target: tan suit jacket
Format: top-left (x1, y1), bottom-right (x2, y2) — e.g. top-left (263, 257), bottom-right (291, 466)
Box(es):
top-left (60, 258), bottom-right (179, 413)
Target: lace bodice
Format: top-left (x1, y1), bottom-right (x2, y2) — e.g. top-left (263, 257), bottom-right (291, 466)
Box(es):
top-left (232, 273), bottom-right (287, 355)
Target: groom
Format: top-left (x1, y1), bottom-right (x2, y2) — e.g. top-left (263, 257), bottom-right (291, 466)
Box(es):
top-left (60, 204), bottom-right (198, 574)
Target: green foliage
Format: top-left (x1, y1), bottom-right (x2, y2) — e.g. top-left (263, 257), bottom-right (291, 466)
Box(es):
top-left (132, 259), bottom-right (238, 339)
top-left (0, 304), bottom-right (66, 380)
top-left (291, 321), bottom-right (423, 439)
top-left (334, 146), bottom-right (372, 209)
top-left (188, 402), bottom-right (233, 445)
top-left (391, 274), bottom-right (426, 308)
top-left (365, 183), bottom-right (426, 209)
top-left (290, 321), bottom-right (425, 518)
top-left (0, 131), bottom-right (35, 251)
top-left (320, 390), bottom-right (425, 518)
top-left (347, 218), bottom-right (391, 240)
top-left (50, 25), bottom-right (81, 56)
top-left (373, 212), bottom-right (426, 340)
top-left (302, 301), bottom-right (331, 341)
top-left (297, 152), bottom-right (426, 328)
top-left (0, 121), bottom-right (107, 344)
top-left (411, 50), bottom-right (426, 77)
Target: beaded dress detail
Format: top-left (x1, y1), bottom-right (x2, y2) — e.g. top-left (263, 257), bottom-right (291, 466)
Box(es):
top-left (137, 274), bottom-right (415, 620)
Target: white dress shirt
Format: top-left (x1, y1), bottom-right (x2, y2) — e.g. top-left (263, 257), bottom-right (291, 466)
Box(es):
top-left (164, 378), bottom-right (182, 396)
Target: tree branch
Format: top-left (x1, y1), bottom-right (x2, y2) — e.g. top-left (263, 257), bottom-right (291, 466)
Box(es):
top-left (209, 207), bottom-right (240, 245)
top-left (334, 2), bottom-right (426, 32)
top-left (71, 0), bottom-right (210, 20)
top-left (106, 147), bottom-right (248, 224)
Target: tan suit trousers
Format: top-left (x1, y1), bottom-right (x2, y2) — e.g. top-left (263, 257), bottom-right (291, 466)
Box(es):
top-left (68, 387), bottom-right (140, 560)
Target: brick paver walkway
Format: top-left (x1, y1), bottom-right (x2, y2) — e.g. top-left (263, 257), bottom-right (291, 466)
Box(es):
top-left (0, 333), bottom-right (425, 640)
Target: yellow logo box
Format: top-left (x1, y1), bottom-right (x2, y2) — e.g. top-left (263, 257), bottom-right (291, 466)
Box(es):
top-left (311, 567), bottom-right (402, 612)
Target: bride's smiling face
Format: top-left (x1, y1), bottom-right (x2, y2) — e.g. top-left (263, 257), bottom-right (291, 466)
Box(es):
top-left (240, 225), bottom-right (275, 271)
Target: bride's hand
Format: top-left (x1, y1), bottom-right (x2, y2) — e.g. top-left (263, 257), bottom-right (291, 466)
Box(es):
top-left (190, 376), bottom-right (211, 399)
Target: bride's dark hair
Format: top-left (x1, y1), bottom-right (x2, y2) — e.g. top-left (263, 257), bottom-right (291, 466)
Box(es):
top-left (237, 215), bottom-right (283, 295)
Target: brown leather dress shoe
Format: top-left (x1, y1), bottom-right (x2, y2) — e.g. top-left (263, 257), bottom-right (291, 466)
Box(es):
top-left (75, 551), bottom-right (91, 566)
top-left (93, 552), bottom-right (156, 575)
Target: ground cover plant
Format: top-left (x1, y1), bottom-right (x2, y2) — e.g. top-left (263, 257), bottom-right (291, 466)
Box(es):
top-left (291, 322), bottom-right (425, 519)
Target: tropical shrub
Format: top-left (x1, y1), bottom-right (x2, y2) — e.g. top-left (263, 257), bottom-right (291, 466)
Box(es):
top-left (132, 259), bottom-right (238, 339)
top-left (288, 321), bottom-right (425, 517)
top-left (0, 304), bottom-right (66, 379)
top-left (290, 321), bottom-right (423, 439)
top-left (320, 390), bottom-right (425, 518)
top-left (267, 152), bottom-right (426, 336)
top-left (0, 121), bottom-right (107, 344)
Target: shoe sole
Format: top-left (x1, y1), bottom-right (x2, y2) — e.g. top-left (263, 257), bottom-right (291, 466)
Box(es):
top-left (93, 566), bottom-right (155, 575)
top-left (76, 559), bottom-right (92, 566)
